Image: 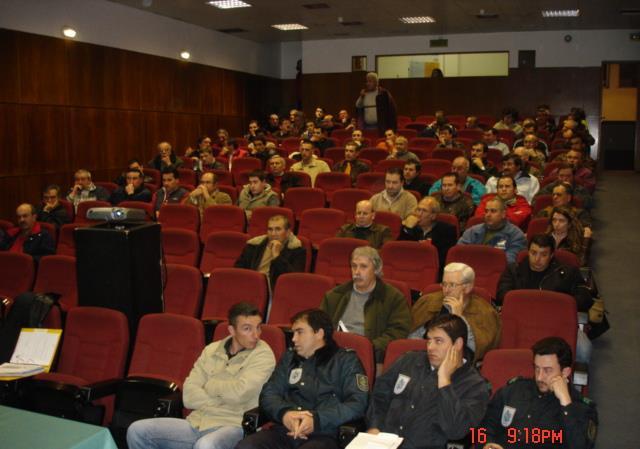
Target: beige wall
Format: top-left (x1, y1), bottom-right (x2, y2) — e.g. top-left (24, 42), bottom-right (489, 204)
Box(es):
top-left (602, 64), bottom-right (638, 121)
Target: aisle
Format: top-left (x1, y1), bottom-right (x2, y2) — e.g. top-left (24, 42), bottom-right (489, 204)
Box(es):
top-left (588, 171), bottom-right (640, 448)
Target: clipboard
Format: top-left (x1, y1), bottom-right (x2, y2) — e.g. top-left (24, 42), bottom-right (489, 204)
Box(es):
top-left (0, 328), bottom-right (62, 380)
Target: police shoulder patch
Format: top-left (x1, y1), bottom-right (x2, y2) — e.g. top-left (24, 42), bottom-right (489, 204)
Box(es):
top-left (356, 374), bottom-right (369, 392)
top-left (587, 419), bottom-right (597, 442)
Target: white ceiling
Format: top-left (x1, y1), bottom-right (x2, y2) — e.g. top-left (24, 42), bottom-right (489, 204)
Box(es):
top-left (108, 0), bottom-right (640, 43)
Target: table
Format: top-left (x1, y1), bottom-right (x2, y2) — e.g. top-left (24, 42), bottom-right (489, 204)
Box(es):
top-left (0, 405), bottom-right (118, 449)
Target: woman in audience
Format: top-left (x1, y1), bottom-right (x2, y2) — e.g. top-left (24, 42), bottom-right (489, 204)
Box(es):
top-left (546, 205), bottom-right (588, 265)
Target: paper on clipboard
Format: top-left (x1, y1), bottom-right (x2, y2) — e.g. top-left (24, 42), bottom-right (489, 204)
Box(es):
top-left (10, 328), bottom-right (62, 367)
top-left (345, 432), bottom-right (403, 449)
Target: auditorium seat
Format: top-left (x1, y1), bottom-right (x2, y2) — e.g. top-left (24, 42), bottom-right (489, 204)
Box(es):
top-left (200, 231), bottom-right (249, 275)
top-left (0, 218), bottom-right (13, 232)
top-left (283, 187), bottom-right (326, 221)
top-left (177, 168), bottom-right (197, 186)
top-left (94, 181), bottom-right (118, 195)
top-left (374, 211), bottom-right (402, 239)
top-left (164, 264), bottom-right (203, 317)
top-left (75, 200), bottom-right (111, 223)
top-left (0, 252), bottom-right (35, 301)
top-left (526, 217), bottom-right (549, 241)
top-left (374, 159), bottom-right (405, 173)
top-left (457, 129), bottom-right (484, 141)
top-left (421, 159), bottom-right (451, 179)
top-left (144, 168), bottom-right (161, 186)
top-left (200, 205), bottom-right (246, 242)
top-left (330, 189), bottom-right (371, 222)
top-left (464, 215), bottom-right (484, 230)
top-left (333, 332), bottom-right (375, 389)
top-left (298, 208), bottom-right (346, 248)
top-left (322, 147), bottom-right (345, 165)
top-left (32, 255), bottom-right (77, 311)
top-left (480, 349), bottom-right (534, 397)
top-left (230, 157), bottom-right (262, 184)
top-left (381, 241), bottom-right (439, 293)
top-left (56, 223), bottom-right (90, 257)
top-left (383, 279), bottom-right (412, 307)
top-left (355, 172), bottom-right (385, 194)
top-left (37, 221), bottom-right (57, 246)
top-left (314, 172), bottom-right (351, 201)
top-left (436, 213), bottom-right (460, 237)
top-left (396, 129), bottom-right (418, 140)
top-left (269, 273), bottom-right (335, 327)
top-left (315, 237), bottom-right (368, 284)
top-left (297, 235), bottom-right (313, 272)
top-left (408, 137), bottom-right (439, 151)
top-left (382, 339), bottom-right (426, 372)
top-left (204, 169), bottom-right (233, 186)
top-left (161, 229), bottom-right (200, 267)
top-left (281, 137), bottom-right (303, 153)
top-left (445, 245), bottom-right (507, 299)
top-left (247, 207), bottom-right (295, 237)
top-left (158, 204), bottom-right (200, 233)
top-left (409, 148), bottom-right (432, 160)
top-left (431, 148), bottom-right (464, 162)
top-left (358, 148), bottom-right (389, 165)
top-left (201, 268), bottom-right (268, 321)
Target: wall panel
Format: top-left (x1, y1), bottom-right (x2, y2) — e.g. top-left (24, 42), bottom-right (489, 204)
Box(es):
top-left (17, 33), bottom-right (68, 105)
top-left (18, 105), bottom-right (68, 174)
top-left (0, 29), bottom-right (19, 103)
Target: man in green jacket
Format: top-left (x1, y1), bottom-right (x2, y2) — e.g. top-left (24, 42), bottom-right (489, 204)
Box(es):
top-left (320, 246), bottom-right (410, 364)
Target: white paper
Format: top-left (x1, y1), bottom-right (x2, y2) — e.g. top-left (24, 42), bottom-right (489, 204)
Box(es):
top-left (10, 328), bottom-right (62, 366)
top-left (0, 363), bottom-right (45, 376)
top-left (346, 432), bottom-right (404, 449)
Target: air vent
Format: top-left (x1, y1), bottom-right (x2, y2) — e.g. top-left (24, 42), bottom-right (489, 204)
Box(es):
top-left (217, 28), bottom-right (247, 33)
top-left (302, 3), bottom-right (330, 9)
top-left (430, 38), bottom-right (448, 47)
top-left (341, 21), bottom-right (363, 26)
top-left (620, 9), bottom-right (640, 15)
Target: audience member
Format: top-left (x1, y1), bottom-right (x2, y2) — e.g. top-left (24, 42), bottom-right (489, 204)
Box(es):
top-left (493, 107), bottom-right (523, 137)
top-left (434, 126), bottom-right (465, 150)
top-left (458, 196), bottom-right (527, 264)
top-left (429, 157), bottom-right (486, 205)
top-left (483, 128), bottom-right (510, 156)
top-left (481, 337), bottom-right (597, 449)
top-left (266, 156), bottom-right (302, 194)
top-left (402, 160), bottom-right (430, 197)
top-left (236, 309), bottom-right (368, 449)
top-left (234, 214), bottom-right (305, 288)
top-left (369, 168), bottom-right (418, 220)
top-left (469, 141), bottom-right (499, 180)
top-left (535, 164), bottom-right (593, 210)
top-left (366, 314), bottom-right (489, 449)
top-left (265, 113), bottom-right (280, 135)
top-left (0, 203), bottom-right (55, 261)
top-left (430, 173), bottom-right (475, 229)
top-left (310, 126), bottom-right (335, 155)
top-left (36, 184), bottom-right (70, 229)
top-left (148, 141), bottom-right (183, 171)
top-left (110, 168), bottom-right (152, 205)
top-left (289, 140), bottom-right (330, 187)
top-left (154, 167), bottom-right (189, 218)
top-left (410, 263), bottom-right (501, 361)
top-left (336, 200), bottom-right (392, 249)
top-left (183, 172), bottom-right (232, 219)
top-left (485, 154), bottom-right (540, 204)
top-left (249, 136), bottom-right (277, 169)
top-left (385, 136), bottom-right (419, 162)
top-left (320, 246), bottom-right (410, 363)
top-left (536, 183), bottom-right (592, 236)
top-left (127, 302), bottom-right (275, 449)
top-left (332, 141), bottom-right (370, 186)
top-left (66, 169), bottom-right (110, 211)
top-left (547, 206), bottom-right (589, 265)
top-left (115, 159), bottom-right (154, 186)
top-left (238, 170), bottom-right (280, 219)
top-left (474, 175), bottom-right (531, 229)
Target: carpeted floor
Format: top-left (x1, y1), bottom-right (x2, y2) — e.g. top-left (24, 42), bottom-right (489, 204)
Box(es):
top-left (588, 171), bottom-right (640, 448)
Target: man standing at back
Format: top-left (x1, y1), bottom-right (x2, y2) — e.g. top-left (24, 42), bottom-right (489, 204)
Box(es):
top-left (127, 302), bottom-right (276, 449)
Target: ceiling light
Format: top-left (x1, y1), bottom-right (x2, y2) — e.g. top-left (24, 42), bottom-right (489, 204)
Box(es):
top-left (272, 23), bottom-right (308, 31)
top-left (541, 9), bottom-right (580, 18)
top-left (62, 27), bottom-right (77, 38)
top-left (180, 51), bottom-right (191, 60)
top-left (206, 0), bottom-right (251, 9)
top-left (399, 16), bottom-right (436, 24)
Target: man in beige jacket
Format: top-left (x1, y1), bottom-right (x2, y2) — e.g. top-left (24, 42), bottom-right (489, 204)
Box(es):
top-left (127, 302), bottom-right (276, 449)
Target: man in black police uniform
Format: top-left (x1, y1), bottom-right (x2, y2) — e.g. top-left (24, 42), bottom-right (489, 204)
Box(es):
top-left (366, 314), bottom-right (489, 449)
top-left (236, 309), bottom-right (368, 449)
top-left (481, 337), bottom-right (597, 449)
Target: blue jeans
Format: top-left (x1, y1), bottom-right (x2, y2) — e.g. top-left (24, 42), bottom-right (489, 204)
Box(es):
top-left (127, 417), bottom-right (244, 449)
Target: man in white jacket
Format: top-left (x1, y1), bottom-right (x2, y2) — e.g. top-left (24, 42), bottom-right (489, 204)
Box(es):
top-left (127, 302), bottom-right (276, 449)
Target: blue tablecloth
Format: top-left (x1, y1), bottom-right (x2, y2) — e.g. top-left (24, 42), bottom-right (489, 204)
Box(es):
top-left (0, 405), bottom-right (118, 449)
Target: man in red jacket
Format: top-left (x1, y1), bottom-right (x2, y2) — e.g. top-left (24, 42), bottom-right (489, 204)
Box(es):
top-left (474, 175), bottom-right (531, 230)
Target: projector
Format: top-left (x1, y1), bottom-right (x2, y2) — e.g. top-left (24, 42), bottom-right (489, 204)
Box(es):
top-left (86, 207), bottom-right (148, 221)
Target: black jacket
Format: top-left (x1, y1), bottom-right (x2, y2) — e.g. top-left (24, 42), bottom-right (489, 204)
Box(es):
top-left (266, 172), bottom-right (304, 194)
top-left (482, 377), bottom-right (597, 449)
top-left (404, 178), bottom-right (431, 197)
top-left (260, 343), bottom-right (369, 438)
top-left (398, 221), bottom-right (458, 279)
top-left (367, 350), bottom-right (489, 449)
top-left (234, 234), bottom-right (306, 287)
top-left (110, 185), bottom-right (152, 205)
top-left (0, 225), bottom-right (55, 262)
top-left (332, 160), bottom-right (370, 186)
top-left (496, 258), bottom-right (594, 311)
top-left (36, 203), bottom-right (71, 230)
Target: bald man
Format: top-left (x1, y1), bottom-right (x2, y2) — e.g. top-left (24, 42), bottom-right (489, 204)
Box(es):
top-left (336, 200), bottom-right (393, 249)
top-left (429, 157), bottom-right (486, 205)
top-left (0, 203), bottom-right (55, 261)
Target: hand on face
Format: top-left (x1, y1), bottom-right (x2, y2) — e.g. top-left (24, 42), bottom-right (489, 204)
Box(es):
top-left (437, 345), bottom-right (462, 385)
top-left (548, 375), bottom-right (572, 406)
top-left (443, 292), bottom-right (465, 316)
top-left (125, 183), bottom-right (135, 195)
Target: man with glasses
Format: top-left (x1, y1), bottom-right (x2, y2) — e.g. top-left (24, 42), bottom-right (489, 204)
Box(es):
top-left (66, 169), bottom-right (110, 211)
top-left (183, 172), bottom-right (232, 219)
top-left (409, 262), bottom-right (500, 361)
top-left (36, 184), bottom-right (70, 230)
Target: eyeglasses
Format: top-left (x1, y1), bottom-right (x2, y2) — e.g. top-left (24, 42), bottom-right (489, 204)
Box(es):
top-left (440, 282), bottom-right (468, 289)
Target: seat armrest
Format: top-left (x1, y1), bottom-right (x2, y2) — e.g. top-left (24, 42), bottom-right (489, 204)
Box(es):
top-left (77, 378), bottom-right (121, 402)
top-left (155, 390), bottom-right (183, 417)
top-left (242, 407), bottom-right (268, 435)
top-left (338, 418), bottom-right (366, 448)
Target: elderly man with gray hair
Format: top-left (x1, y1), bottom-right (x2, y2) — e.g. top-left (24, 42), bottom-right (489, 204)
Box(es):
top-left (320, 246), bottom-right (410, 364)
top-left (355, 72), bottom-right (397, 136)
top-left (409, 262), bottom-right (501, 361)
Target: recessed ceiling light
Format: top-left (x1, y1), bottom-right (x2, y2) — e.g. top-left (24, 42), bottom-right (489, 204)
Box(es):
top-left (180, 51), bottom-right (191, 60)
top-left (62, 27), bottom-right (77, 38)
top-left (399, 16), bottom-right (436, 24)
top-left (206, 0), bottom-right (251, 10)
top-left (541, 9), bottom-right (580, 18)
top-left (272, 23), bottom-right (308, 31)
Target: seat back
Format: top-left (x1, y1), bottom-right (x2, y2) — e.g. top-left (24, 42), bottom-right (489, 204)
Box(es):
top-left (408, 137), bottom-right (439, 151)
top-left (374, 159), bottom-right (405, 173)
top-left (75, 200), bottom-right (111, 223)
top-left (158, 204), bottom-right (200, 233)
top-left (202, 268), bottom-right (268, 321)
top-left (431, 148), bottom-right (464, 162)
top-left (94, 181), bottom-right (118, 195)
top-left (382, 339), bottom-right (426, 372)
top-left (298, 208), bottom-right (346, 248)
top-left (56, 223), bottom-right (90, 257)
top-left (0, 252), bottom-right (35, 300)
top-left (247, 207), bottom-right (295, 237)
top-left (421, 159), bottom-right (452, 179)
top-left (177, 168), bottom-right (197, 186)
top-left (200, 231), bottom-right (249, 274)
top-left (500, 290), bottom-right (577, 354)
top-left (381, 241), bottom-right (439, 292)
top-left (56, 307), bottom-right (129, 383)
top-left (144, 168), bottom-right (161, 186)
top-left (164, 264), bottom-right (203, 317)
top-left (314, 172), bottom-right (352, 200)
top-left (269, 273), bottom-right (335, 326)
top-left (383, 279), bottom-right (412, 307)
top-left (213, 321), bottom-right (287, 362)
top-left (532, 195), bottom-right (553, 215)
top-left (355, 172), bottom-right (385, 194)
top-left (374, 211), bottom-right (402, 239)
top-left (128, 313), bottom-right (204, 387)
top-left (283, 188), bottom-right (326, 221)
top-left (33, 255), bottom-right (77, 310)
top-left (161, 229), bottom-right (200, 267)
top-left (445, 245), bottom-right (507, 298)
top-left (200, 205), bottom-right (246, 242)
top-left (330, 189), bottom-right (371, 222)
top-left (436, 213), bottom-right (460, 237)
top-left (205, 169), bottom-right (233, 186)
top-left (481, 349), bottom-right (534, 397)
top-left (526, 217), bottom-right (549, 243)
top-left (465, 215), bottom-right (484, 230)
top-left (315, 238), bottom-right (368, 284)
top-left (359, 148), bottom-right (389, 165)
top-left (37, 222), bottom-right (57, 246)
top-left (323, 147), bottom-right (346, 165)
top-left (333, 332), bottom-right (375, 389)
